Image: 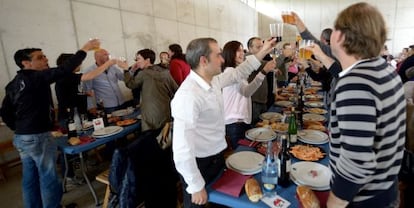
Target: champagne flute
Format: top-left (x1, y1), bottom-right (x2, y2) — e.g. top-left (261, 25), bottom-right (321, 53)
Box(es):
top-left (269, 23), bottom-right (284, 59)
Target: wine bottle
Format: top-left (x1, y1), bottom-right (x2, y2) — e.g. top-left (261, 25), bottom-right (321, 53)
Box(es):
top-left (261, 140), bottom-right (278, 197)
top-left (278, 136), bottom-right (291, 187)
top-left (67, 108), bottom-right (77, 138)
top-left (97, 99), bottom-right (108, 127)
top-left (288, 107), bottom-right (297, 144)
top-left (297, 86), bottom-right (305, 129)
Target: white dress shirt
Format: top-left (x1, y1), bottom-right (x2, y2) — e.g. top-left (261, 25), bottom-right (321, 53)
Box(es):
top-left (222, 67), bottom-right (266, 125)
top-left (171, 55), bottom-right (261, 194)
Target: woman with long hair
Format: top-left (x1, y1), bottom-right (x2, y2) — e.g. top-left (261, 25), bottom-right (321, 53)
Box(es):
top-left (168, 43), bottom-right (190, 86)
top-left (222, 40), bottom-right (276, 149)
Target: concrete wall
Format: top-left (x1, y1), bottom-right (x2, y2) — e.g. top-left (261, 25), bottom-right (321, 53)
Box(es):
top-left (257, 0), bottom-right (414, 56)
top-left (0, 0), bottom-right (258, 103)
top-left (1, 0), bottom-right (414, 103)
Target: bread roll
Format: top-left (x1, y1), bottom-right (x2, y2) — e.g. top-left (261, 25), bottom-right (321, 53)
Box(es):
top-left (245, 178), bottom-right (263, 203)
top-left (68, 137), bottom-right (81, 146)
top-left (296, 185), bottom-right (320, 208)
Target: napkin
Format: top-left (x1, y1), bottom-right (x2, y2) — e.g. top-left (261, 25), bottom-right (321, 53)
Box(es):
top-left (238, 139), bottom-right (260, 148)
top-left (79, 135), bottom-right (95, 145)
top-left (211, 169), bottom-right (252, 197)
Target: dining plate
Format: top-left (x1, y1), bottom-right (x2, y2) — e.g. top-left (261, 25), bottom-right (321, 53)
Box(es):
top-left (275, 101), bottom-right (293, 107)
top-left (298, 130), bottom-right (328, 144)
top-left (290, 161), bottom-right (331, 190)
top-left (289, 144), bottom-right (326, 161)
top-left (305, 101), bottom-right (324, 108)
top-left (304, 94), bottom-right (323, 100)
top-left (226, 151), bottom-right (264, 174)
top-left (260, 112), bottom-right (283, 121)
top-left (92, 126), bottom-right (123, 138)
top-left (303, 113), bottom-right (326, 122)
top-left (112, 108), bottom-right (134, 117)
top-left (245, 127), bottom-right (277, 142)
top-left (305, 108), bottom-right (327, 114)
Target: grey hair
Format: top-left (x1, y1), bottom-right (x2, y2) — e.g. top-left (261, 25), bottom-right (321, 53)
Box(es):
top-left (185, 38), bottom-right (217, 69)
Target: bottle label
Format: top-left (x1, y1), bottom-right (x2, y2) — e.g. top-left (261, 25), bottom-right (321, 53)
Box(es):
top-left (290, 134), bottom-right (297, 143)
top-left (263, 183), bottom-right (275, 191)
top-left (68, 123), bottom-right (76, 131)
top-left (286, 160), bottom-right (291, 173)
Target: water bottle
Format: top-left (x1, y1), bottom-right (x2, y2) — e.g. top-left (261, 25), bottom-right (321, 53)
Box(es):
top-left (261, 140), bottom-right (278, 197)
top-left (288, 107), bottom-right (298, 144)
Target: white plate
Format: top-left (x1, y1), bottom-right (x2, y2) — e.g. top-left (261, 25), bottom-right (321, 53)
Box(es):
top-left (290, 174), bottom-right (329, 191)
top-left (260, 112), bottom-right (283, 121)
top-left (275, 101), bottom-right (293, 107)
top-left (305, 108), bottom-right (327, 115)
top-left (112, 108), bottom-right (134, 117)
top-left (298, 130), bottom-right (328, 144)
top-left (226, 151), bottom-right (264, 174)
top-left (304, 94), bottom-right (323, 100)
top-left (303, 113), bottom-right (326, 122)
top-left (245, 127), bottom-right (277, 142)
top-left (290, 161), bottom-right (331, 189)
top-left (92, 126), bottom-right (123, 138)
top-left (305, 101), bottom-right (324, 108)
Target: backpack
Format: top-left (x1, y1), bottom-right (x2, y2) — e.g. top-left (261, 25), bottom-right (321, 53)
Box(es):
top-left (0, 74), bottom-right (25, 130)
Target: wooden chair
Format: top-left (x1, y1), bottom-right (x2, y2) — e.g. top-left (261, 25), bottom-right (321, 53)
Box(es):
top-left (95, 169), bottom-right (110, 208)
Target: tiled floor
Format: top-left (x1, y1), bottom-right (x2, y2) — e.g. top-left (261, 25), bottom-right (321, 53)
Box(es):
top-left (0, 162), bottom-right (108, 208)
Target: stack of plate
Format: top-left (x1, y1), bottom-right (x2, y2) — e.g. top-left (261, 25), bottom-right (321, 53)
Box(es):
top-left (245, 127), bottom-right (277, 142)
top-left (298, 130), bottom-right (328, 144)
top-left (290, 161), bottom-right (331, 191)
top-left (92, 126), bottom-right (123, 138)
top-left (226, 151), bottom-right (264, 175)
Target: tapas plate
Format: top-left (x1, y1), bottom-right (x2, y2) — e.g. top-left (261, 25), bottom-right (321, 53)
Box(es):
top-left (303, 113), bottom-right (326, 122)
top-left (260, 112), bottom-right (283, 121)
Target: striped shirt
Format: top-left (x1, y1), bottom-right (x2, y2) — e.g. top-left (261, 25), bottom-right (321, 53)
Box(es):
top-left (329, 57), bottom-right (406, 206)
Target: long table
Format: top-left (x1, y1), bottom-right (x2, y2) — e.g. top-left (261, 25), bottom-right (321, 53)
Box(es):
top-left (56, 110), bottom-right (141, 206)
top-left (208, 104), bottom-right (330, 207)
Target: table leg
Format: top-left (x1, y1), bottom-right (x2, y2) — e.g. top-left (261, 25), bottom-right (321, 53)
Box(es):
top-left (62, 153), bottom-right (68, 192)
top-left (79, 152), bottom-right (100, 206)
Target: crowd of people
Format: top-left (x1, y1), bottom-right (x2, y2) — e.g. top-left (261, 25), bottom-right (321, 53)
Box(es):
top-left (0, 1), bottom-right (413, 208)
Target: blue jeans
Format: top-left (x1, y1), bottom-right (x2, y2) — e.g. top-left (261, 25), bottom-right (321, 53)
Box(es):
top-left (13, 132), bottom-right (63, 208)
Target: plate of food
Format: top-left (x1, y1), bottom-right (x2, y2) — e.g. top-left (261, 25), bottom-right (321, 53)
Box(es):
top-left (270, 122), bottom-right (288, 133)
top-left (275, 101), bottom-right (293, 107)
top-left (305, 101), bottom-right (324, 108)
top-left (245, 127), bottom-right (277, 142)
top-left (303, 113), bottom-right (326, 122)
top-left (289, 144), bottom-right (326, 161)
top-left (298, 130), bottom-right (329, 144)
top-left (304, 94), bottom-right (323, 101)
top-left (116, 118), bottom-right (137, 126)
top-left (260, 112), bottom-right (283, 122)
top-left (291, 161), bottom-right (331, 190)
top-left (305, 108), bottom-right (327, 115)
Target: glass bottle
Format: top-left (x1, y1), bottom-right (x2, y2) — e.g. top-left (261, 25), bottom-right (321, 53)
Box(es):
top-left (297, 86), bottom-right (305, 129)
top-left (288, 107), bottom-right (297, 144)
top-left (67, 108), bottom-right (77, 138)
top-left (97, 99), bottom-right (108, 127)
top-left (278, 136), bottom-right (291, 187)
top-left (261, 140), bottom-right (278, 197)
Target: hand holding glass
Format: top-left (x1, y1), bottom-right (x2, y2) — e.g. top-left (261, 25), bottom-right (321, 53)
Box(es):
top-left (299, 40), bottom-right (314, 59)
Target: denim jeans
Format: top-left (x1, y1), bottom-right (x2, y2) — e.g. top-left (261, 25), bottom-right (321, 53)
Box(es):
top-left (13, 132), bottom-right (63, 208)
top-left (225, 122), bottom-right (251, 149)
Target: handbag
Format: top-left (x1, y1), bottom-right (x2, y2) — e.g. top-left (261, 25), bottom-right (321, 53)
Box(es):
top-left (156, 122), bottom-right (172, 149)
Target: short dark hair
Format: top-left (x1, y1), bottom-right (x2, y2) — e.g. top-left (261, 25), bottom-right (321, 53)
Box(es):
top-left (222, 41), bottom-right (242, 70)
top-left (321, 28), bottom-right (332, 45)
top-left (14, 48), bottom-right (42, 69)
top-left (56, 53), bottom-right (75, 66)
top-left (186, 38), bottom-right (217, 69)
top-left (137, 49), bottom-right (156, 64)
top-left (247, 37), bottom-right (261, 49)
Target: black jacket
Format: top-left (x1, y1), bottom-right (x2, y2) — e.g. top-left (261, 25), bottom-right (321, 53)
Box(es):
top-left (3, 50), bottom-right (86, 134)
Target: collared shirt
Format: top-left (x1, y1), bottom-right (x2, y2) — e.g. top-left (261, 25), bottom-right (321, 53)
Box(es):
top-left (171, 55), bottom-right (261, 194)
top-left (338, 59), bottom-right (368, 78)
top-left (83, 64), bottom-right (125, 109)
top-left (223, 67), bottom-right (265, 124)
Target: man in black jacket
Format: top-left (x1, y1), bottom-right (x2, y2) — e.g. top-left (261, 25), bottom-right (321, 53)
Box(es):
top-left (0, 39), bottom-right (107, 208)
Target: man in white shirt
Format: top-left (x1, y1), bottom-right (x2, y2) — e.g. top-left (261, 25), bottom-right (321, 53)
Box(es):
top-left (171, 37), bottom-right (275, 207)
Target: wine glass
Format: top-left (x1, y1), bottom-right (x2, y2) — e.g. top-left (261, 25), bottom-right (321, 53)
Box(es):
top-left (269, 23), bottom-right (284, 59)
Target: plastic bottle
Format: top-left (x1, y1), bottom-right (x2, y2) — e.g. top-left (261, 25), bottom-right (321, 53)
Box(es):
top-left (261, 140), bottom-right (278, 197)
top-left (278, 136), bottom-right (291, 187)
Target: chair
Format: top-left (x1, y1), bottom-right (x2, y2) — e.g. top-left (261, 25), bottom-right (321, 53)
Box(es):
top-left (0, 140), bottom-right (20, 182)
top-left (95, 169), bottom-right (110, 208)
